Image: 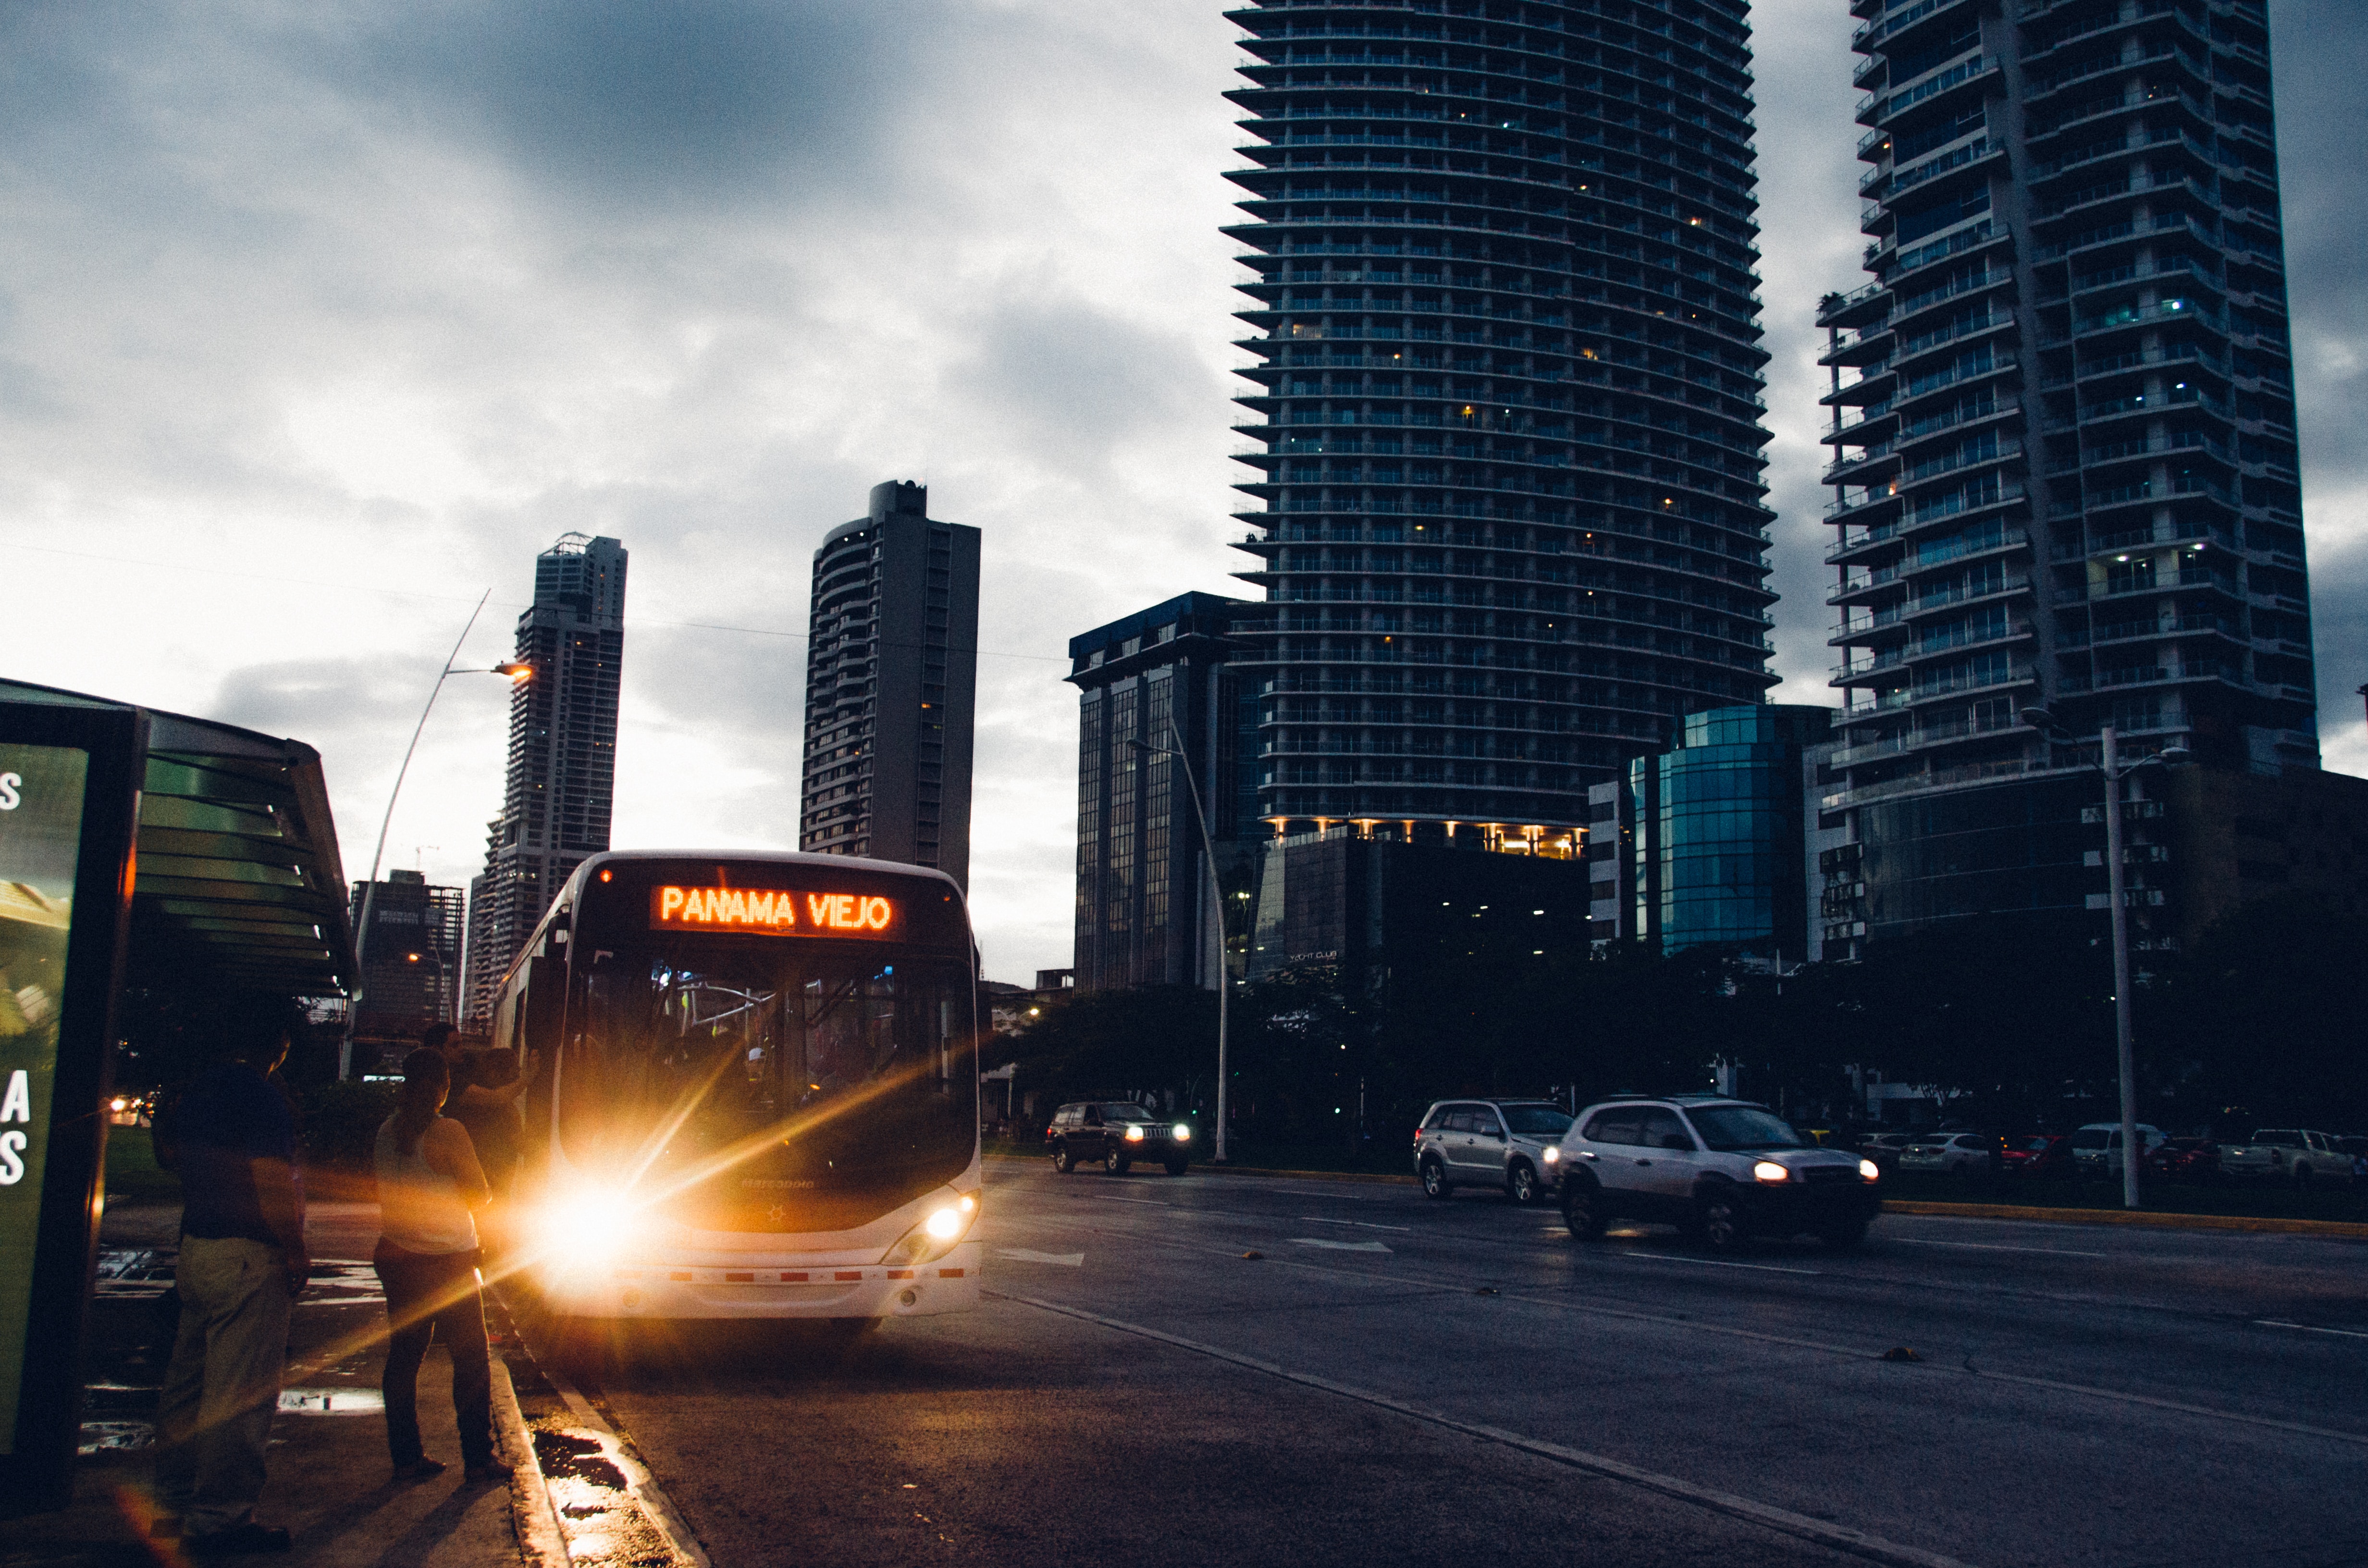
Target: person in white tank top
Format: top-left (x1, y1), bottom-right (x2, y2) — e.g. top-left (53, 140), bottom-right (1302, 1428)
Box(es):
top-left (370, 1049), bottom-right (509, 1482)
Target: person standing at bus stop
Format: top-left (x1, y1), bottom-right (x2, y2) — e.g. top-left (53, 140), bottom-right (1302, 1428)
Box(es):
top-left (372, 1048), bottom-right (510, 1482)
top-left (151, 1006), bottom-right (308, 1556)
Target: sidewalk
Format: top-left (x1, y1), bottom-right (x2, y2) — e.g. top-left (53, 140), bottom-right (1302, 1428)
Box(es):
top-left (12, 1202), bottom-right (530, 1568)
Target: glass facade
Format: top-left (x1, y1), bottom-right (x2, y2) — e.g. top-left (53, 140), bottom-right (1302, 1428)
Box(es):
top-left (1070, 595), bottom-right (1259, 992)
top-left (1627, 705), bottom-right (1827, 959)
top-left (1222, 0), bottom-right (1780, 842)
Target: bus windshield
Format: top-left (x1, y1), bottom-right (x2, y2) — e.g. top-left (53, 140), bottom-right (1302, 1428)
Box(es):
top-left (557, 936), bottom-right (975, 1228)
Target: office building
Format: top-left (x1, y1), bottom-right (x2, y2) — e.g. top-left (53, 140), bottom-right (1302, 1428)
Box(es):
top-left (799, 482), bottom-right (981, 888)
top-left (1223, 0), bottom-right (1781, 847)
top-left (347, 870), bottom-right (464, 1057)
top-left (1247, 827), bottom-right (1594, 988)
top-left (1816, 0), bottom-right (2314, 946)
top-left (462, 532), bottom-right (627, 1025)
top-left (1069, 593), bottom-right (1260, 992)
top-left (1587, 705), bottom-right (1836, 964)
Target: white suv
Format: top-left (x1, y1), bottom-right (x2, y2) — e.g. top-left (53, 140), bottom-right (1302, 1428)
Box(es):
top-left (1556, 1096), bottom-right (1882, 1251)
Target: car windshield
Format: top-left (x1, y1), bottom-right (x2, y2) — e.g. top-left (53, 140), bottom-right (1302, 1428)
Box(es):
top-left (2251, 1129), bottom-right (2301, 1144)
top-left (1685, 1106), bottom-right (1803, 1152)
top-left (2071, 1129), bottom-right (2109, 1149)
top-left (1501, 1106), bottom-right (1574, 1136)
top-left (1104, 1104), bottom-right (1157, 1123)
top-left (2017, 1138), bottom-right (2054, 1152)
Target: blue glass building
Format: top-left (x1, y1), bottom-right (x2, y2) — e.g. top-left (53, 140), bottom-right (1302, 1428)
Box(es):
top-left (1614, 704), bottom-right (1832, 960)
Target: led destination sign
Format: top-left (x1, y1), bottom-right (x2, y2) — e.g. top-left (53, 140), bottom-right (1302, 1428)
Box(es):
top-left (650, 885), bottom-right (898, 937)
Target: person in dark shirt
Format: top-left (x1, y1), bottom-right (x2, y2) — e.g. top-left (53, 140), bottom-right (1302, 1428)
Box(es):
top-left (151, 1008), bottom-right (306, 1556)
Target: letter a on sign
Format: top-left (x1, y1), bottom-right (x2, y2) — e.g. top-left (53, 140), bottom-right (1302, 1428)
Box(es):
top-left (0, 1069), bottom-right (28, 1124)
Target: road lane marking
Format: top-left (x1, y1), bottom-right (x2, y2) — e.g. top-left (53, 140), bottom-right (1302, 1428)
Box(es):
top-left (997, 1249), bottom-right (1085, 1266)
top-left (1079, 1196), bottom-right (1172, 1207)
top-left (1621, 1252), bottom-right (1820, 1276)
top-left (1002, 1214), bottom-right (2368, 1446)
top-left (1892, 1239), bottom-right (2108, 1259)
top-left (994, 1291), bottom-right (1980, 1568)
top-left (1289, 1238), bottom-right (1394, 1253)
top-left (2255, 1319), bottom-right (2368, 1340)
top-left (1299, 1216), bottom-right (1412, 1231)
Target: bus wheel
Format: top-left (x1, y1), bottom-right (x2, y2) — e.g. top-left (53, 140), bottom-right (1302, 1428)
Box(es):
top-left (1051, 1143), bottom-right (1074, 1174)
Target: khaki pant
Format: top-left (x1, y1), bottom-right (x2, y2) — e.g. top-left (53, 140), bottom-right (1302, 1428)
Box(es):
top-left (154, 1237), bottom-right (293, 1534)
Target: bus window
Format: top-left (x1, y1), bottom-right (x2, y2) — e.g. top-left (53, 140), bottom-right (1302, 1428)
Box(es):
top-left (558, 943), bottom-right (973, 1194)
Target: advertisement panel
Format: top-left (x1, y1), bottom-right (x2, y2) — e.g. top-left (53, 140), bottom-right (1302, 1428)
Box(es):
top-left (0, 703), bottom-right (138, 1517)
top-left (0, 745), bottom-right (88, 1454)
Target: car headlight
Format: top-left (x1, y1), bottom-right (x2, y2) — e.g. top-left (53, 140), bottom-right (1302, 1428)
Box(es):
top-left (1125, 1125), bottom-right (1145, 1142)
top-left (1752, 1161), bottom-right (1790, 1185)
top-left (1860, 1159), bottom-right (1880, 1182)
top-left (882, 1193), bottom-right (979, 1267)
top-left (1173, 1124), bottom-right (1191, 1141)
top-left (1542, 1146), bottom-right (1560, 1164)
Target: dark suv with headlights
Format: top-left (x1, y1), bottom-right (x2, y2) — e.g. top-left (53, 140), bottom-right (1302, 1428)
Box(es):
top-left (1046, 1102), bottom-right (1193, 1176)
top-left (1555, 1097), bottom-right (1881, 1251)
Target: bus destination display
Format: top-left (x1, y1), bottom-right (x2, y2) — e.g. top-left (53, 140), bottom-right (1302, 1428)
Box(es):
top-left (650, 885), bottom-right (898, 937)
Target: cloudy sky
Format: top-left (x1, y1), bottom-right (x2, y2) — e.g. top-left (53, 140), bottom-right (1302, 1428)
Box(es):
top-left (4, 0), bottom-right (2362, 984)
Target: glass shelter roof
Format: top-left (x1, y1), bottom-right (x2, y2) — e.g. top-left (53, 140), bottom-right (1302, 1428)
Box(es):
top-left (1, 678), bottom-right (357, 997)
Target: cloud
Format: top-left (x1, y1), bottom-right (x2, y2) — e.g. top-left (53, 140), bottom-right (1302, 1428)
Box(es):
top-left (2, 0), bottom-right (2361, 987)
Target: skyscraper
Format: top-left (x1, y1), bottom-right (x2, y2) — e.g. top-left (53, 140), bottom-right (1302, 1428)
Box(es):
top-left (799, 482), bottom-right (981, 889)
top-left (1817, 0), bottom-right (2312, 951)
top-left (1224, 0), bottom-right (1780, 849)
top-left (462, 532), bottom-right (626, 1026)
top-left (348, 870), bottom-right (464, 1055)
top-left (1068, 593), bottom-right (1261, 992)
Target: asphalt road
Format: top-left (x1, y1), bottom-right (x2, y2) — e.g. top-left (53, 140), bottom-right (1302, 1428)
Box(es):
top-left (548, 1159), bottom-right (2368, 1568)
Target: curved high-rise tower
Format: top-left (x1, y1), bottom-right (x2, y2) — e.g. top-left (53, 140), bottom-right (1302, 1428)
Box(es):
top-left (1223, 0), bottom-right (1778, 851)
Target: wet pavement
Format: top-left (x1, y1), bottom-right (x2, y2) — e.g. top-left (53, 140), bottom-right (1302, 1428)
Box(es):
top-left (521, 1161), bottom-right (2368, 1568)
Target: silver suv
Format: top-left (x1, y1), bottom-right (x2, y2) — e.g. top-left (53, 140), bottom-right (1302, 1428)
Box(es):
top-left (1413, 1099), bottom-right (1575, 1204)
top-left (1555, 1096), bottom-right (1882, 1251)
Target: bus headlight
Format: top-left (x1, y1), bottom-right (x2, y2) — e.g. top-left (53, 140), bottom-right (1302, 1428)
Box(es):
top-left (1124, 1125), bottom-right (1145, 1142)
top-left (882, 1192), bottom-right (978, 1267)
top-left (544, 1190), bottom-right (642, 1270)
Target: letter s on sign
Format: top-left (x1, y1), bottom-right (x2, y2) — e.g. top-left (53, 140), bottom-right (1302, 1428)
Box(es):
top-left (0, 772), bottom-right (20, 811)
top-left (0, 1130), bottom-right (25, 1186)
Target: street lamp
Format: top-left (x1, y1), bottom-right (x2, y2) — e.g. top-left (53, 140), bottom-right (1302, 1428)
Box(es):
top-left (2020, 704), bottom-right (2191, 1209)
top-left (1127, 723), bottom-right (1231, 1163)
top-left (340, 590), bottom-right (532, 1079)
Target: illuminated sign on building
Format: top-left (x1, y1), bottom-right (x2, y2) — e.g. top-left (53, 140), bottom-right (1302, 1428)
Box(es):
top-left (650, 886), bottom-right (898, 937)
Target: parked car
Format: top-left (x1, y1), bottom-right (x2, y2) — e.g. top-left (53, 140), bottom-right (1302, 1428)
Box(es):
top-left (1554, 1096), bottom-right (1882, 1251)
top-left (1857, 1131), bottom-right (1918, 1175)
top-left (2144, 1138), bottom-right (2220, 1183)
top-left (2000, 1135), bottom-right (2074, 1179)
top-left (2218, 1128), bottom-right (2345, 1188)
top-left (1414, 1099), bottom-right (1574, 1203)
top-left (2070, 1123), bottom-right (2165, 1176)
top-left (1045, 1102), bottom-right (1193, 1176)
top-left (1897, 1132), bottom-right (2003, 1176)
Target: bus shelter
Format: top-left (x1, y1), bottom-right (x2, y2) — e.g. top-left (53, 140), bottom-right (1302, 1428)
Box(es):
top-left (0, 677), bottom-right (356, 1514)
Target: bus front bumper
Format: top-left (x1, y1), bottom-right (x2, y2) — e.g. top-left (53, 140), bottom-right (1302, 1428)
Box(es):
top-left (537, 1241), bottom-right (983, 1321)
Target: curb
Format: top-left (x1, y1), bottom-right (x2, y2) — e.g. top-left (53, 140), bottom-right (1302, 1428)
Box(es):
top-left (491, 1353), bottom-right (568, 1568)
top-left (988, 1152), bottom-right (1411, 1185)
top-left (1883, 1199), bottom-right (2368, 1238)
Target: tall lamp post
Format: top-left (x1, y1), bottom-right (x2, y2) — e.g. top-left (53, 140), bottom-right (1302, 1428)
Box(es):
top-left (1128, 723), bottom-right (1231, 1164)
top-left (2021, 705), bottom-right (2189, 1209)
top-left (340, 590), bottom-right (531, 1079)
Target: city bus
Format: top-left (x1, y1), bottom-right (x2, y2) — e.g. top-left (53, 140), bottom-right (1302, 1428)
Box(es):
top-left (489, 850), bottom-right (982, 1329)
